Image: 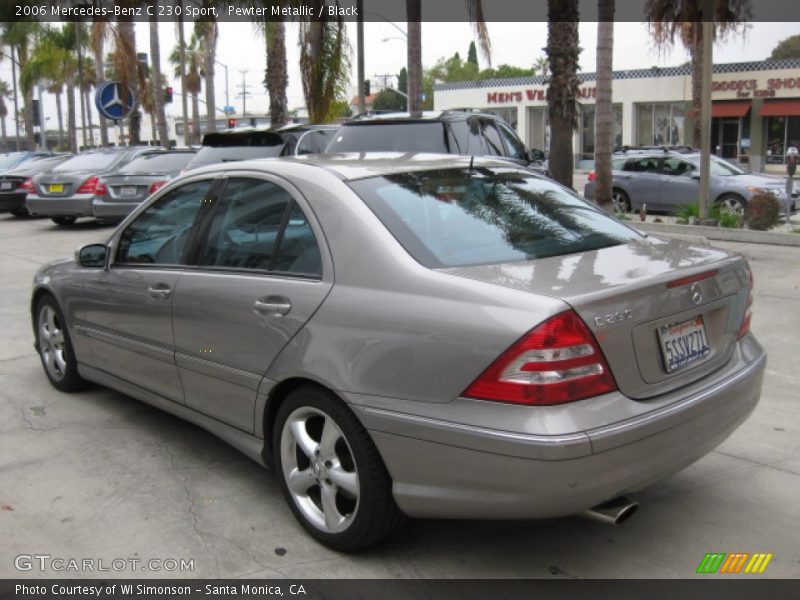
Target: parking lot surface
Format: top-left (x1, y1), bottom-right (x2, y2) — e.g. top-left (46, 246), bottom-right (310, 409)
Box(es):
top-left (1, 214), bottom-right (798, 579)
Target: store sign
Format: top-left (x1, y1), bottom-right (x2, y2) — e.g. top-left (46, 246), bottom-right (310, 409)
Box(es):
top-left (712, 77), bottom-right (800, 99)
top-left (487, 86), bottom-right (596, 104)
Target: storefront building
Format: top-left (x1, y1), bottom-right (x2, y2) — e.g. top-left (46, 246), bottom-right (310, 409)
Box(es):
top-left (433, 58), bottom-right (800, 173)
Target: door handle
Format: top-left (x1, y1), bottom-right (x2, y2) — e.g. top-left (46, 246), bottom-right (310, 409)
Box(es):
top-left (253, 296), bottom-right (292, 317)
top-left (619, 174), bottom-right (633, 180)
top-left (147, 284), bottom-right (172, 300)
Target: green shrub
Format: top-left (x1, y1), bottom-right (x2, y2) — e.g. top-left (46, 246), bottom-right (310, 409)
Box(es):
top-left (716, 210), bottom-right (742, 229)
top-left (676, 202), bottom-right (699, 224)
top-left (746, 193), bottom-right (780, 231)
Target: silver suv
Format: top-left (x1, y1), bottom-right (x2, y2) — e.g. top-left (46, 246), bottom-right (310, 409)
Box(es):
top-left (584, 146), bottom-right (797, 215)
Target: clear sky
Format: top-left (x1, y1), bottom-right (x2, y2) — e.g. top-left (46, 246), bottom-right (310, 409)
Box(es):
top-left (0, 20), bottom-right (797, 132)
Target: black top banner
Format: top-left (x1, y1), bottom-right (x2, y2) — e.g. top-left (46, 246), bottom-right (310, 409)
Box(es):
top-left (0, 0), bottom-right (790, 23)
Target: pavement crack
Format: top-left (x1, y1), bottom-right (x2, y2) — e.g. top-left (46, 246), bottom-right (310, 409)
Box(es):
top-left (713, 450), bottom-right (800, 476)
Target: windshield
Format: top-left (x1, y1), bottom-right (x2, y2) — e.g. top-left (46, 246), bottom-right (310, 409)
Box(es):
top-left (186, 146), bottom-right (285, 170)
top-left (0, 153), bottom-right (26, 170)
top-left (327, 123), bottom-right (448, 153)
top-left (118, 153), bottom-right (195, 174)
top-left (54, 153), bottom-right (121, 172)
top-left (708, 155), bottom-right (746, 176)
top-left (349, 168), bottom-right (640, 268)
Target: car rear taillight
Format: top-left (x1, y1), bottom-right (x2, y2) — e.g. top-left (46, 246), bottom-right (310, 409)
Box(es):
top-left (738, 265), bottom-right (753, 339)
top-left (94, 181), bottom-right (108, 196)
top-left (148, 180), bottom-right (167, 194)
top-left (463, 310), bottom-right (617, 406)
top-left (587, 170), bottom-right (596, 182)
top-left (19, 178), bottom-right (35, 193)
top-left (76, 176), bottom-right (100, 194)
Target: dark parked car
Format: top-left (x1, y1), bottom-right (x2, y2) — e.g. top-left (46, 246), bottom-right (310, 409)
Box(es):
top-left (0, 151), bottom-right (56, 176)
top-left (584, 146), bottom-right (797, 215)
top-left (28, 147), bottom-right (154, 225)
top-left (326, 110), bottom-right (548, 174)
top-left (31, 153), bottom-right (764, 551)
top-left (0, 154), bottom-right (73, 217)
top-left (92, 149), bottom-right (197, 224)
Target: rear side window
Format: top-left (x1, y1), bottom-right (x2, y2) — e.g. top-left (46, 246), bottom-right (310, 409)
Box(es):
top-left (348, 168), bottom-right (640, 268)
top-left (118, 153), bottom-right (195, 174)
top-left (185, 146), bottom-right (284, 170)
top-left (54, 153), bottom-right (121, 171)
top-left (272, 203), bottom-right (322, 277)
top-left (481, 121), bottom-right (505, 156)
top-left (327, 123), bottom-right (448, 153)
top-left (297, 130), bottom-right (337, 155)
top-left (497, 122), bottom-right (528, 160)
top-left (623, 157), bottom-right (660, 173)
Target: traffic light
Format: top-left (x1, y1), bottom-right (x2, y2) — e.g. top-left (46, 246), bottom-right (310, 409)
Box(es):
top-left (164, 87), bottom-right (173, 104)
top-left (363, 80), bottom-right (370, 97)
top-left (227, 118), bottom-right (236, 129)
top-left (32, 99), bottom-right (41, 127)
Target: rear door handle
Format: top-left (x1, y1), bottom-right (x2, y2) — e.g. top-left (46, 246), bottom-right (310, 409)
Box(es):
top-left (147, 284), bottom-right (172, 300)
top-left (253, 296), bottom-right (291, 317)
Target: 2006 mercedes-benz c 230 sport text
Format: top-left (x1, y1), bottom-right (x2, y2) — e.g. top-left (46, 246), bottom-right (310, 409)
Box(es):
top-left (31, 154), bottom-right (766, 550)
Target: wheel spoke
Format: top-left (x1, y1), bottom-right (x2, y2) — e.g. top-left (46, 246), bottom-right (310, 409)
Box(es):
top-left (288, 467), bottom-right (316, 495)
top-left (51, 330), bottom-right (64, 345)
top-left (319, 417), bottom-right (339, 459)
top-left (320, 484), bottom-right (343, 530)
top-left (46, 309), bottom-right (56, 334)
top-left (53, 349), bottom-right (67, 373)
top-left (44, 349), bottom-right (55, 372)
top-left (290, 419), bottom-right (318, 459)
top-left (329, 463), bottom-right (358, 496)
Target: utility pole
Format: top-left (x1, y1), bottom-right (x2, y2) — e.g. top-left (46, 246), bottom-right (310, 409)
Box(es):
top-left (357, 0), bottom-right (365, 113)
top-left (698, 1), bottom-right (713, 220)
top-left (374, 73), bottom-right (395, 91)
top-left (237, 69), bottom-right (251, 116)
top-left (11, 47), bottom-right (20, 151)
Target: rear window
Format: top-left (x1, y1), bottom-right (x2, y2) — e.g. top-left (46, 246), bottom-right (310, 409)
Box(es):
top-left (185, 146), bottom-right (284, 170)
top-left (54, 153), bottom-right (121, 172)
top-left (118, 152), bottom-right (196, 174)
top-left (348, 168), bottom-right (640, 268)
top-left (327, 122), bottom-right (448, 153)
top-left (0, 153), bottom-right (26, 170)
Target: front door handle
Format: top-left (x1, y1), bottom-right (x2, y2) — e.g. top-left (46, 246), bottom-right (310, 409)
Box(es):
top-left (253, 296), bottom-right (292, 317)
top-left (147, 284), bottom-right (172, 300)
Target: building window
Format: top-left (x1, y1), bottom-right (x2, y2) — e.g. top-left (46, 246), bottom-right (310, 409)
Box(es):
top-left (580, 104), bottom-right (623, 160)
top-left (636, 103), bottom-right (685, 146)
top-left (766, 116), bottom-right (800, 164)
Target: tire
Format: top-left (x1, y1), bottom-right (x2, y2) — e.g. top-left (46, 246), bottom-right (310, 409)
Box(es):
top-left (716, 194), bottom-right (745, 217)
top-left (611, 188), bottom-right (631, 214)
top-left (273, 385), bottom-right (405, 551)
top-left (10, 207), bottom-right (28, 217)
top-left (51, 216), bottom-right (77, 226)
top-left (35, 295), bottom-right (88, 392)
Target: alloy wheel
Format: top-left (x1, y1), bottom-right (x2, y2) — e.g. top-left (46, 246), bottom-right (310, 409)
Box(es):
top-left (38, 305), bottom-right (67, 382)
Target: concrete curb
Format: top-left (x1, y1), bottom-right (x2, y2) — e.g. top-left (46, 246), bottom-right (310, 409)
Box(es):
top-left (632, 221), bottom-right (800, 247)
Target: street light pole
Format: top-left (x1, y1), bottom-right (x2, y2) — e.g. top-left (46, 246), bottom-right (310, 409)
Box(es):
top-left (215, 59), bottom-right (229, 109)
top-left (698, 3), bottom-right (713, 221)
top-left (238, 70), bottom-right (249, 116)
top-left (357, 0), bottom-right (365, 113)
top-left (10, 47), bottom-right (20, 151)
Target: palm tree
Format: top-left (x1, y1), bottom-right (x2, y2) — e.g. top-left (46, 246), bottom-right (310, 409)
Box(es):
top-left (532, 55), bottom-right (549, 77)
top-left (110, 20), bottom-right (142, 145)
top-left (0, 80), bottom-right (10, 150)
top-left (46, 81), bottom-right (65, 150)
top-left (170, 34), bottom-right (202, 143)
top-left (176, 2), bottom-right (190, 147)
top-left (594, 0), bottom-right (615, 212)
top-left (79, 55), bottom-right (97, 149)
top-left (645, 0), bottom-right (752, 148)
top-left (299, 6), bottom-right (352, 123)
top-left (90, 21), bottom-right (110, 146)
top-left (149, 6), bottom-right (169, 147)
top-left (546, 0), bottom-right (581, 188)
top-left (1, 23), bottom-right (41, 149)
top-left (255, 17), bottom-right (288, 127)
top-left (195, 19), bottom-right (217, 133)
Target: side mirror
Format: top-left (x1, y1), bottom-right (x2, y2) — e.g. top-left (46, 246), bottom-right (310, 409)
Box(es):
top-left (529, 148), bottom-right (547, 163)
top-left (690, 172), bottom-right (701, 180)
top-left (76, 244), bottom-right (108, 268)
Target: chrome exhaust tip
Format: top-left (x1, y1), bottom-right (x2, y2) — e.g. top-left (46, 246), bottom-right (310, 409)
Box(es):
top-left (581, 496), bottom-right (639, 525)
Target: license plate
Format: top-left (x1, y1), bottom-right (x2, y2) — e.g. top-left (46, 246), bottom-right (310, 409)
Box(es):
top-left (49, 184), bottom-right (64, 193)
top-left (0, 182), bottom-right (11, 190)
top-left (658, 315), bottom-right (711, 373)
top-left (120, 186), bottom-right (137, 197)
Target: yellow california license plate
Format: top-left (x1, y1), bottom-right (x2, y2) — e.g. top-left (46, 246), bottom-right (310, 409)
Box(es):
top-left (49, 184), bottom-right (64, 193)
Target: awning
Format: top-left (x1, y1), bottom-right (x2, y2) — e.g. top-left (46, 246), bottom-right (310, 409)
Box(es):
top-left (711, 101), bottom-right (751, 118)
top-left (759, 99), bottom-right (800, 117)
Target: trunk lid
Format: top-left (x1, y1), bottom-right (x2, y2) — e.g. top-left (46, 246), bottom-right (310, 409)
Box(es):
top-left (441, 236), bottom-right (750, 399)
top-left (102, 174), bottom-right (163, 202)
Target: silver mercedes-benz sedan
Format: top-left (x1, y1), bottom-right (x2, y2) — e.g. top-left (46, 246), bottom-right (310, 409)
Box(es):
top-left (30, 154), bottom-right (766, 551)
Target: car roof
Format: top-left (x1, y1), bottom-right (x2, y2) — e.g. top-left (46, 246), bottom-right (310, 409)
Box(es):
top-left (186, 152), bottom-right (541, 182)
top-left (344, 109), bottom-right (502, 125)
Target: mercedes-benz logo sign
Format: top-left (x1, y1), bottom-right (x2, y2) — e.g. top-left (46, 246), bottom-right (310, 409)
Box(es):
top-left (690, 282), bottom-right (703, 305)
top-left (94, 82), bottom-right (136, 121)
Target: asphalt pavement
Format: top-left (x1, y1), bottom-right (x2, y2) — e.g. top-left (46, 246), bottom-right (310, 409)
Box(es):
top-left (0, 214), bottom-right (798, 579)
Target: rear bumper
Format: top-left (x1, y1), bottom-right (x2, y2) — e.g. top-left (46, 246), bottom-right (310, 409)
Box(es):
top-left (92, 197), bottom-right (141, 219)
top-left (350, 334), bottom-right (766, 519)
top-left (26, 196), bottom-right (94, 217)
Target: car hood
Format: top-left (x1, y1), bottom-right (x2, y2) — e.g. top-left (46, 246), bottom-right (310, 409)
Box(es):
top-left (725, 172), bottom-right (787, 188)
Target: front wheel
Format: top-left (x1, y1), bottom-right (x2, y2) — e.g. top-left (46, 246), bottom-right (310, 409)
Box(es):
top-left (51, 216), bottom-right (77, 226)
top-left (273, 386), bottom-right (405, 551)
top-left (35, 295), bottom-right (88, 392)
top-left (611, 188), bottom-right (631, 214)
top-left (717, 194), bottom-right (745, 217)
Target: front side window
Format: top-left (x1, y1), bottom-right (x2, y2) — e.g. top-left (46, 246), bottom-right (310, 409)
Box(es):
top-left (297, 130), bottom-right (337, 155)
top-left (481, 121), bottom-right (505, 156)
top-left (199, 178), bottom-right (292, 271)
top-left (663, 158), bottom-right (696, 177)
top-left (349, 168), bottom-right (640, 269)
top-left (117, 180), bottom-right (212, 265)
top-left (623, 157), bottom-right (661, 173)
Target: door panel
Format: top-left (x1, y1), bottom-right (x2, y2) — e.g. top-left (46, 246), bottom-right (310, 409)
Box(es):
top-left (660, 157), bottom-right (699, 210)
top-left (619, 156), bottom-right (662, 210)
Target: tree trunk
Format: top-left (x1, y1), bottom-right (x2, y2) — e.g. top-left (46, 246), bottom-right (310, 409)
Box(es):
top-left (266, 19), bottom-right (288, 126)
top-left (118, 21), bottom-right (141, 145)
top-left (76, 22), bottom-right (88, 150)
top-left (546, 1), bottom-right (580, 189)
top-left (149, 12), bottom-right (170, 148)
top-left (191, 92), bottom-right (199, 144)
top-left (204, 21), bottom-right (217, 133)
top-left (177, 4), bottom-right (190, 145)
top-left (84, 89), bottom-right (94, 147)
top-left (10, 46), bottom-right (20, 151)
top-left (18, 46), bottom-right (35, 149)
top-left (406, 0), bottom-right (422, 113)
top-left (55, 91), bottom-right (64, 150)
top-left (690, 24), bottom-right (702, 149)
top-left (66, 85), bottom-right (77, 154)
top-left (594, 1), bottom-right (615, 211)
top-left (94, 37), bottom-right (109, 146)
top-left (0, 113), bottom-right (6, 150)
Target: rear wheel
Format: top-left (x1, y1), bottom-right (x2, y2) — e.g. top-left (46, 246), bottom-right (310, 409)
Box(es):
top-left (51, 216), bottom-right (77, 226)
top-left (10, 207), bottom-right (28, 217)
top-left (611, 188), bottom-right (631, 214)
top-left (716, 194), bottom-right (745, 217)
top-left (273, 385), bottom-right (405, 551)
top-left (35, 295), bottom-right (88, 392)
